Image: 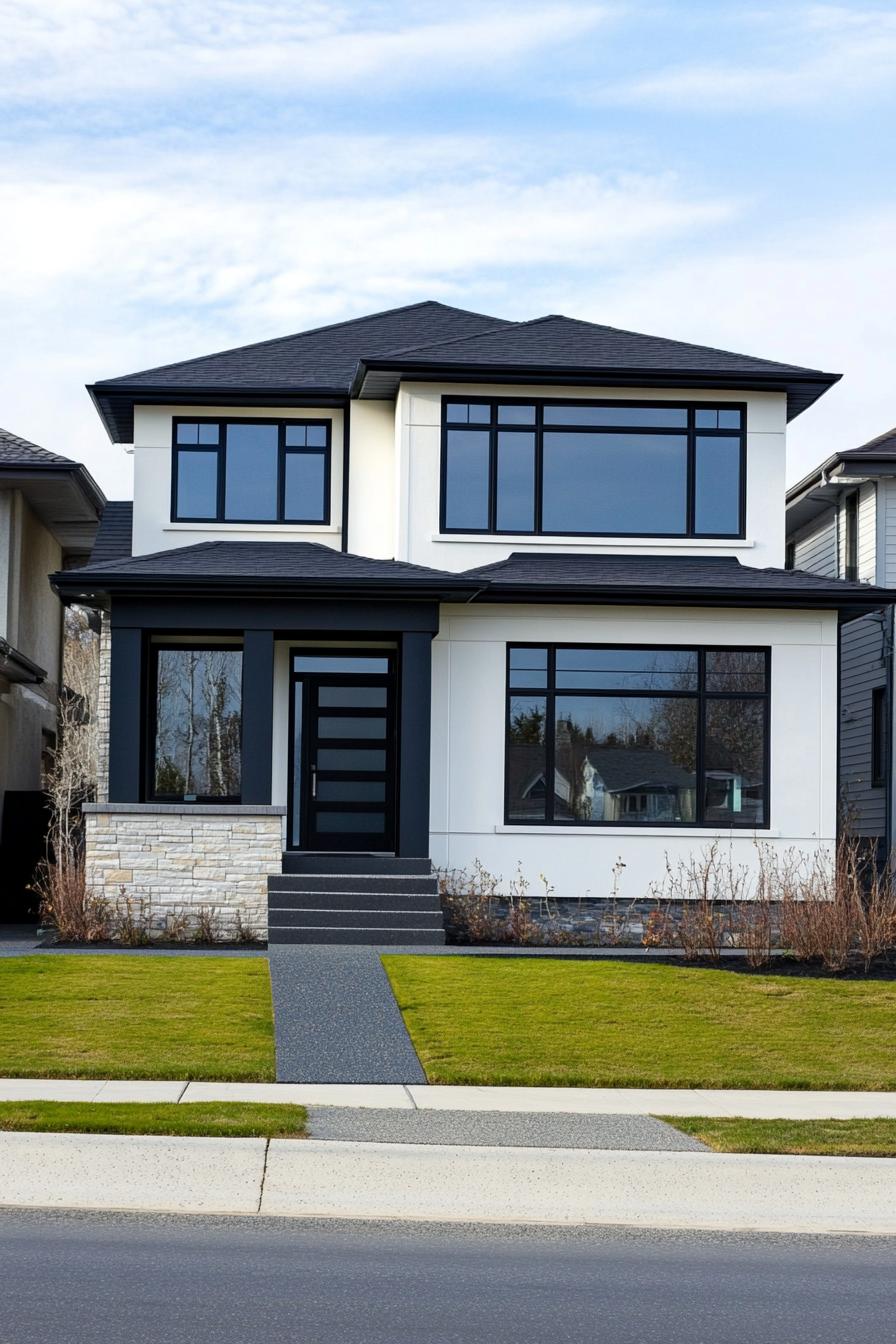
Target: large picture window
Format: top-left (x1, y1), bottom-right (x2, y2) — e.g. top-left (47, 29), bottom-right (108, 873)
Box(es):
top-left (151, 646), bottom-right (242, 801)
top-left (506, 645), bottom-right (769, 828)
top-left (442, 399), bottom-right (745, 538)
top-left (172, 419), bottom-right (331, 524)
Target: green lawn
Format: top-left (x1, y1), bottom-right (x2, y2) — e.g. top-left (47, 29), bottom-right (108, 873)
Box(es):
top-left (382, 955), bottom-right (896, 1089)
top-left (0, 1100), bottom-right (304, 1138)
top-left (662, 1116), bottom-right (896, 1157)
top-left (0, 956), bottom-right (275, 1081)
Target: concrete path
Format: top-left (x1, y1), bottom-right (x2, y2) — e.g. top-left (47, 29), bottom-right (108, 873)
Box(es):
top-left (3, 1131), bottom-right (896, 1233)
top-left (305, 1107), bottom-right (705, 1150)
top-left (267, 945), bottom-right (426, 1084)
top-left (4, 1076), bottom-right (896, 1117)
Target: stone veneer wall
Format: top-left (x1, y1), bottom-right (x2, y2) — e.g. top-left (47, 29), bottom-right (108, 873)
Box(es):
top-left (83, 804), bottom-right (285, 938)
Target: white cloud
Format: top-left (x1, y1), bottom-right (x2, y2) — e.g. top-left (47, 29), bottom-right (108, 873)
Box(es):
top-left (0, 132), bottom-right (735, 497)
top-left (606, 5), bottom-right (896, 110)
top-left (0, 0), bottom-right (611, 103)
top-left (581, 210), bottom-right (896, 482)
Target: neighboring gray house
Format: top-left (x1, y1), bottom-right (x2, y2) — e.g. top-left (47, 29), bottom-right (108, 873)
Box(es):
top-left (0, 428), bottom-right (104, 919)
top-left (786, 428), bottom-right (896, 854)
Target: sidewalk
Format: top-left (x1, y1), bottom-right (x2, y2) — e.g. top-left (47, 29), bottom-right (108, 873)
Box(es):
top-left (3, 1076), bottom-right (896, 1117)
top-left (3, 1130), bottom-right (896, 1234)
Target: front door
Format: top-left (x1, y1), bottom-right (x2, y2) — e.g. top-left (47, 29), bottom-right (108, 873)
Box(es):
top-left (289, 651), bottom-right (396, 851)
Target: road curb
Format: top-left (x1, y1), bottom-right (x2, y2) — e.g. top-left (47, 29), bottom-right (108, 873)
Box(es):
top-left (3, 1132), bottom-right (896, 1233)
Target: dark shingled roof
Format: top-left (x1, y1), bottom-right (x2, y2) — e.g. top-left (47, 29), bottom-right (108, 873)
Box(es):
top-left (0, 427), bottom-right (77, 467)
top-left (89, 301), bottom-right (508, 442)
top-left (88, 501), bottom-right (133, 565)
top-left (88, 301), bottom-right (839, 442)
top-left (59, 539), bottom-right (480, 599)
top-left (462, 552), bottom-right (891, 611)
top-left (53, 543), bottom-right (896, 620)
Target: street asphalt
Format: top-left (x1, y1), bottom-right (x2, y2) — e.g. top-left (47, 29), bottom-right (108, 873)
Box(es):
top-left (305, 1105), bottom-right (707, 1149)
top-left (0, 1209), bottom-right (893, 1344)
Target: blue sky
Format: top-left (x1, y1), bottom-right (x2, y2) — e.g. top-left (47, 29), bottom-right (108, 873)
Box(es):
top-left (2, 0), bottom-right (895, 497)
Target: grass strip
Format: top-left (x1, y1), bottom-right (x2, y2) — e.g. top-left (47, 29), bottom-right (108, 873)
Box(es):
top-left (382, 954), bottom-right (896, 1089)
top-left (659, 1116), bottom-right (896, 1157)
top-left (0, 956), bottom-right (275, 1081)
top-left (0, 1101), bottom-right (306, 1139)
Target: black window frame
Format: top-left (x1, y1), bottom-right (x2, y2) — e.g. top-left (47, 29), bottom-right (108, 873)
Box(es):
top-left (171, 416), bottom-right (332, 525)
top-left (148, 641), bottom-right (244, 804)
top-left (440, 397), bottom-right (747, 539)
top-left (504, 642), bottom-right (771, 829)
top-left (843, 490), bottom-right (859, 582)
top-left (871, 684), bottom-right (888, 789)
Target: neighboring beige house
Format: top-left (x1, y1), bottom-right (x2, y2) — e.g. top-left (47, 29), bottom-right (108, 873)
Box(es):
top-left (0, 428), bottom-right (103, 921)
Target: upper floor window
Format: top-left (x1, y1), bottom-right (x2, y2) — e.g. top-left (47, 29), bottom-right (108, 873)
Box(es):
top-left (172, 419), bottom-right (331, 524)
top-left (441, 399), bottom-right (745, 538)
top-left (842, 490), bottom-right (858, 581)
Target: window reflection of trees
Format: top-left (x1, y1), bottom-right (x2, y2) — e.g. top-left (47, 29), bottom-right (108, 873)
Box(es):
top-left (155, 650), bottom-right (241, 798)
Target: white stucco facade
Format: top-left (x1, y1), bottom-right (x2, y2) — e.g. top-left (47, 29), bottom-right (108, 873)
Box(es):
top-left (428, 603), bottom-right (837, 899)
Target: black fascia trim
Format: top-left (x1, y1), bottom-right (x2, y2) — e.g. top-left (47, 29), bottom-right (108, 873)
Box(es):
top-left (353, 360), bottom-right (840, 418)
top-left (87, 384), bottom-right (349, 444)
top-left (171, 415), bottom-right (333, 526)
top-left (439, 394), bottom-right (747, 541)
top-left (473, 585), bottom-right (896, 619)
top-left (50, 571), bottom-right (483, 606)
top-left (504, 641), bottom-right (771, 831)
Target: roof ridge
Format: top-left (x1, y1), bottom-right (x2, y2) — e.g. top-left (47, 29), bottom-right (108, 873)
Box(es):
top-left (373, 314), bottom-right (551, 359)
top-left (95, 300), bottom-right (506, 387)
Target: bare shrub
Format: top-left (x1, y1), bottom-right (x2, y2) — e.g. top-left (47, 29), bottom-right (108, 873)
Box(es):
top-left (113, 891), bottom-right (152, 947)
top-left (233, 911), bottom-right (261, 944)
top-left (193, 906), bottom-right (223, 944)
top-left (33, 854), bottom-right (112, 942)
top-left (37, 606), bottom-right (100, 940)
top-left (162, 909), bottom-right (191, 943)
top-left (651, 845), bottom-right (736, 963)
top-left (641, 904), bottom-right (676, 949)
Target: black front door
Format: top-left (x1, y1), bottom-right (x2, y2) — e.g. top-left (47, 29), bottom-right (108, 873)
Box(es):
top-left (289, 651), bottom-right (396, 851)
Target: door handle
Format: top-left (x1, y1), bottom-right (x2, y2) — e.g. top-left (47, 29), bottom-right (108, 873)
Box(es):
top-left (311, 764), bottom-right (317, 799)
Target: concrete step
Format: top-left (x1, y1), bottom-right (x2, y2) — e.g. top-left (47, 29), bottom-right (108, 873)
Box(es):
top-left (268, 874), bottom-right (440, 895)
top-left (281, 853), bottom-right (434, 877)
top-left (267, 909), bottom-right (446, 930)
top-left (269, 891), bottom-right (442, 913)
top-left (267, 926), bottom-right (446, 946)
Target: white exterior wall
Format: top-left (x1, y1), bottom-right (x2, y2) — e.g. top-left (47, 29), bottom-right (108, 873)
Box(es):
top-left (429, 604), bottom-right (838, 900)
top-left (397, 383), bottom-right (788, 572)
top-left (131, 405), bottom-right (346, 557)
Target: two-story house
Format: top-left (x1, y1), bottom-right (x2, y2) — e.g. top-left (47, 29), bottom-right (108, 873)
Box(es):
top-left (0, 428), bottom-right (103, 921)
top-left (52, 302), bottom-right (892, 943)
top-left (786, 428), bottom-right (896, 857)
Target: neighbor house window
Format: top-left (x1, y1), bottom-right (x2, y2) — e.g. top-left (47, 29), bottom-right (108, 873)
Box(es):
top-left (172, 419), bottom-right (331, 524)
top-left (442, 400), bottom-right (745, 538)
top-left (842, 491), bottom-right (859, 581)
top-left (872, 685), bottom-right (887, 788)
top-left (506, 645), bottom-right (769, 827)
top-left (151, 646), bottom-right (242, 801)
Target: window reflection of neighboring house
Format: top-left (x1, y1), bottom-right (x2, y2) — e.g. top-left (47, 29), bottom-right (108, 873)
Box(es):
top-left (516, 747), bottom-right (698, 823)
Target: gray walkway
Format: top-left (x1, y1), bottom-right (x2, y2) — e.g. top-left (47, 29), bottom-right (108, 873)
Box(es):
top-left (268, 945), bottom-right (426, 1084)
top-left (306, 1107), bottom-right (705, 1150)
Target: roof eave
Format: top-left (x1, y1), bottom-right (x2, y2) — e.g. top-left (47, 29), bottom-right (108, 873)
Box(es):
top-left (87, 383), bottom-right (351, 444)
top-left (353, 360), bottom-right (840, 419)
top-left (470, 583), bottom-right (893, 619)
top-left (50, 570), bottom-right (482, 605)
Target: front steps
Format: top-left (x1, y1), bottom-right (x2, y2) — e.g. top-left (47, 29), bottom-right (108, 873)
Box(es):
top-left (267, 854), bottom-right (446, 945)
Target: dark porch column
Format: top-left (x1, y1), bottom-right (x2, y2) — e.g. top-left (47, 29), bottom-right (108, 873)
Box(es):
top-left (107, 626), bottom-right (143, 802)
top-left (241, 630), bottom-right (275, 805)
top-left (397, 630), bottom-right (434, 857)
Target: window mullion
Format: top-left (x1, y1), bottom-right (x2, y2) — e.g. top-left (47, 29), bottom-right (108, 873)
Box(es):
top-left (277, 425), bottom-right (286, 522)
top-left (686, 406), bottom-right (696, 537)
top-left (696, 648), bottom-right (706, 824)
top-left (218, 436), bottom-right (226, 522)
top-left (535, 403), bottom-right (544, 534)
